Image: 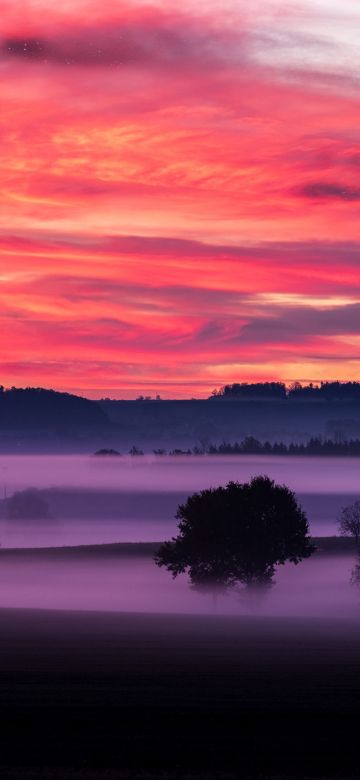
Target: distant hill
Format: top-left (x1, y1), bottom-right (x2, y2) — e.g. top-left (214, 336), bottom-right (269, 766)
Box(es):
top-left (0, 387), bottom-right (109, 451)
top-left (1, 385), bottom-right (360, 452)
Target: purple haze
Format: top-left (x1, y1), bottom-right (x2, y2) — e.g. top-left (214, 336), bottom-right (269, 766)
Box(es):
top-left (0, 553), bottom-right (358, 619)
top-left (0, 454), bottom-right (358, 548)
top-left (0, 455), bottom-right (358, 617)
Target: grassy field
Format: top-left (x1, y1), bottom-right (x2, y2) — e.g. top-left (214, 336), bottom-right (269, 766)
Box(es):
top-left (0, 773), bottom-right (344, 780)
top-left (0, 535), bottom-right (356, 559)
top-left (1, 607), bottom-right (360, 776)
top-left (0, 772), bottom-right (286, 779)
top-left (0, 537), bottom-right (358, 778)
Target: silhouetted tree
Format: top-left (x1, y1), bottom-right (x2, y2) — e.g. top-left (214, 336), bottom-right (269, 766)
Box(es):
top-left (184, 437), bottom-right (360, 457)
top-left (288, 381), bottom-right (360, 401)
top-left (155, 476), bottom-right (314, 592)
top-left (210, 380), bottom-right (360, 402)
top-left (210, 382), bottom-right (286, 400)
top-left (94, 448), bottom-right (121, 456)
top-left (339, 500), bottom-right (360, 546)
top-left (350, 553), bottom-right (360, 587)
top-left (5, 489), bottom-right (51, 520)
top-left (129, 446), bottom-right (144, 456)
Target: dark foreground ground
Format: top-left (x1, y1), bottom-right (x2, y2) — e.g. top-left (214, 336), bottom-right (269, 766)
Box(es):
top-left (1, 608), bottom-right (360, 778)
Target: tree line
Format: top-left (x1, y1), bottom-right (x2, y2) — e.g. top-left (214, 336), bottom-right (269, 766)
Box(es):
top-left (160, 436), bottom-right (360, 456)
top-left (210, 381), bottom-right (360, 400)
top-left (95, 436), bottom-right (360, 457)
top-left (195, 437), bottom-right (360, 456)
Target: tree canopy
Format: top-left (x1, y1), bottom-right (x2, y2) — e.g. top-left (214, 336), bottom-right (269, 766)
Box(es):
top-left (339, 500), bottom-right (360, 545)
top-left (209, 380), bottom-right (360, 401)
top-left (210, 382), bottom-right (286, 399)
top-left (5, 489), bottom-right (51, 521)
top-left (155, 475), bottom-right (314, 590)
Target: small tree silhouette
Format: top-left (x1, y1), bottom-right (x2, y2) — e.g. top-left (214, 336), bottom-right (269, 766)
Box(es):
top-left (339, 500), bottom-right (360, 546)
top-left (129, 446), bottom-right (144, 456)
top-left (5, 489), bottom-right (51, 520)
top-left (155, 475), bottom-right (314, 593)
top-left (350, 555), bottom-right (360, 587)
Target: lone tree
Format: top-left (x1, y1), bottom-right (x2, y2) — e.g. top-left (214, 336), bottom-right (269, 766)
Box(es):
top-left (5, 489), bottom-right (51, 521)
top-left (338, 500), bottom-right (360, 546)
top-left (155, 476), bottom-right (314, 591)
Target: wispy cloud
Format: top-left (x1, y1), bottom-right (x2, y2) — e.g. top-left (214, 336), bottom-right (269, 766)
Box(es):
top-left (295, 181), bottom-right (360, 200)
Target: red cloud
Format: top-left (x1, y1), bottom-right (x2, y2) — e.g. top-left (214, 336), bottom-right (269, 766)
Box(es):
top-left (0, 1), bottom-right (360, 395)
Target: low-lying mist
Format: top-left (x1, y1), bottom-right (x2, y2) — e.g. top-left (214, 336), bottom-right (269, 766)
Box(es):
top-left (0, 454), bottom-right (359, 546)
top-left (0, 453), bottom-right (359, 619)
top-left (1, 453), bottom-right (360, 494)
top-left (0, 551), bottom-right (359, 619)
top-left (0, 518), bottom-right (173, 548)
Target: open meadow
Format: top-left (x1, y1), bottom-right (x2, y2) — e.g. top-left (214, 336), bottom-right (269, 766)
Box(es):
top-left (0, 455), bottom-right (360, 777)
top-left (1, 604), bottom-right (360, 777)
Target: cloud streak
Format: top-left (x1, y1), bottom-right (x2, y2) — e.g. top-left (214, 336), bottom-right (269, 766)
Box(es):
top-left (2, 15), bottom-right (245, 69)
top-left (295, 181), bottom-right (360, 200)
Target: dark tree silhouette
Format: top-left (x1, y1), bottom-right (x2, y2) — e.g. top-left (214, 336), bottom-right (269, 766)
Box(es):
top-left (149, 437), bottom-right (360, 458)
top-left (210, 382), bottom-right (286, 400)
top-left (94, 448), bottom-right (121, 456)
top-left (155, 476), bottom-right (314, 592)
top-left (350, 556), bottom-right (360, 587)
top-left (339, 500), bottom-right (360, 546)
top-left (5, 489), bottom-right (51, 520)
top-left (209, 380), bottom-right (360, 401)
top-left (129, 446), bottom-right (144, 456)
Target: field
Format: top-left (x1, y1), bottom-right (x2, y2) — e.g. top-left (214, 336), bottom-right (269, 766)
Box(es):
top-left (0, 534), bottom-right (356, 559)
top-left (1, 598), bottom-right (360, 776)
top-left (0, 537), bottom-right (359, 778)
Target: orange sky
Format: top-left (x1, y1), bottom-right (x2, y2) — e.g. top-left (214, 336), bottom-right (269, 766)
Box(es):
top-left (1, 0), bottom-right (360, 397)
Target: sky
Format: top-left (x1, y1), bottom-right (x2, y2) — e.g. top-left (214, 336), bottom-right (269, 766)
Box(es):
top-left (1, 0), bottom-right (360, 398)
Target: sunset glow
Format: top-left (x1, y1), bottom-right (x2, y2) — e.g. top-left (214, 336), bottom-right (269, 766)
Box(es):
top-left (1, 0), bottom-right (360, 397)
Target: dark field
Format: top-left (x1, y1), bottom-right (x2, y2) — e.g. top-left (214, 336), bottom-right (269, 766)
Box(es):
top-left (0, 535), bottom-right (355, 558)
top-left (2, 607), bottom-right (360, 778)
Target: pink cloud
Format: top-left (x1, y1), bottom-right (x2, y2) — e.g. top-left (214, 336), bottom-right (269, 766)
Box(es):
top-left (0, 1), bottom-right (359, 394)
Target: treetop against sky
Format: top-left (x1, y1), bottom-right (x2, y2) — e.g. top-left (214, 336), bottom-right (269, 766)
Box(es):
top-left (1, 0), bottom-right (360, 397)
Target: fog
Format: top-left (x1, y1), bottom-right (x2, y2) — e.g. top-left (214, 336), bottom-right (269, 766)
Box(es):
top-left (0, 455), bottom-right (359, 547)
top-left (0, 551), bottom-right (359, 619)
top-left (1, 454), bottom-right (360, 494)
top-left (0, 454), bottom-right (359, 620)
top-left (0, 518), bottom-right (171, 548)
